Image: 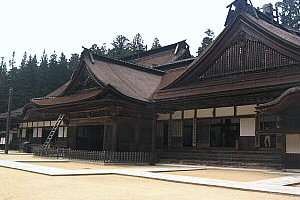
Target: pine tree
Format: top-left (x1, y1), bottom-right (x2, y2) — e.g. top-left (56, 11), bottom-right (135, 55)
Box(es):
top-left (108, 35), bottom-right (131, 59)
top-left (90, 43), bottom-right (108, 56)
top-left (0, 57), bottom-right (8, 112)
top-left (151, 37), bottom-right (161, 49)
top-left (197, 29), bottom-right (215, 55)
top-left (276, 0), bottom-right (300, 30)
top-left (69, 53), bottom-right (80, 72)
top-left (130, 33), bottom-right (146, 53)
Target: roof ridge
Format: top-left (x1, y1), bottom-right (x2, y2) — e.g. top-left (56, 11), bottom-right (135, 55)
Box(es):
top-left (82, 49), bottom-right (165, 75)
top-left (155, 57), bottom-right (195, 67)
top-left (121, 40), bottom-right (187, 60)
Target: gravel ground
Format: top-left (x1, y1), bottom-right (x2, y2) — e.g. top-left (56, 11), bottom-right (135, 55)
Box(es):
top-left (0, 167), bottom-right (298, 200)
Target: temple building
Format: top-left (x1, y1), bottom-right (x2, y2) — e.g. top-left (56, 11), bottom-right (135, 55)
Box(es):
top-left (7, 0), bottom-right (300, 168)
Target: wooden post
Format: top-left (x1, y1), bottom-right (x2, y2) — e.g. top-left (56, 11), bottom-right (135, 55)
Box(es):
top-left (134, 118), bottom-right (140, 152)
top-left (168, 113), bottom-right (172, 148)
top-left (192, 109), bottom-right (197, 148)
top-left (151, 113), bottom-right (157, 165)
top-left (112, 119), bottom-right (118, 152)
top-left (102, 125), bottom-right (107, 151)
top-left (180, 110), bottom-right (184, 147)
top-left (5, 88), bottom-right (13, 154)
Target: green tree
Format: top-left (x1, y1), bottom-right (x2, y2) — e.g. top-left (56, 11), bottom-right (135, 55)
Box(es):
top-left (69, 53), bottom-right (80, 72)
top-left (0, 57), bottom-right (8, 112)
top-left (151, 37), bottom-right (161, 49)
top-left (90, 43), bottom-right (108, 56)
top-left (197, 29), bottom-right (215, 55)
top-left (108, 35), bottom-right (131, 59)
top-left (276, 0), bottom-right (300, 30)
top-left (130, 33), bottom-right (146, 53)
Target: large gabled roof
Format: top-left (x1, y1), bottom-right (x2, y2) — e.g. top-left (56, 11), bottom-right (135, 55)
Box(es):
top-left (83, 52), bottom-right (163, 102)
top-left (156, 12), bottom-right (300, 92)
top-left (31, 50), bottom-right (166, 106)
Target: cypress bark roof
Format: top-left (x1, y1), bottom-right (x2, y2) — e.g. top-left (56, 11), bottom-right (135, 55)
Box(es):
top-left (122, 40), bottom-right (191, 67)
top-left (257, 87), bottom-right (300, 113)
top-left (29, 9), bottom-right (300, 108)
top-left (32, 88), bottom-right (102, 106)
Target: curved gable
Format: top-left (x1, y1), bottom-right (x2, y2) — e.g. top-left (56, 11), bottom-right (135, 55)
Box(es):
top-left (162, 14), bottom-right (300, 90)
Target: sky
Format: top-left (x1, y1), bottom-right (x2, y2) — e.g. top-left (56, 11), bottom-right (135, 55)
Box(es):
top-left (0, 0), bottom-right (278, 67)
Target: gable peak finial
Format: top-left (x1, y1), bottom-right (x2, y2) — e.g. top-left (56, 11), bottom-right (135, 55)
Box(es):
top-left (225, 0), bottom-right (258, 26)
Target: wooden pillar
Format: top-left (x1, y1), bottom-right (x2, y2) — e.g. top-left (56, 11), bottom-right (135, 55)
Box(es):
top-left (151, 114), bottom-right (157, 165)
top-left (134, 118), bottom-right (140, 151)
top-left (180, 110), bottom-right (184, 147)
top-left (112, 118), bottom-right (118, 152)
top-left (103, 125), bottom-right (107, 151)
top-left (192, 109), bottom-right (197, 148)
top-left (168, 113), bottom-right (172, 148)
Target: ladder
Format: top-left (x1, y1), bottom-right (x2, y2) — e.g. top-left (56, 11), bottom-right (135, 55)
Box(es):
top-left (42, 114), bottom-right (65, 149)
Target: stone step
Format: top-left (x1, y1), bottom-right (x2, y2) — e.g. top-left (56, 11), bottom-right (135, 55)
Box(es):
top-left (159, 151), bottom-right (283, 168)
top-left (160, 159), bottom-right (283, 169)
top-left (160, 153), bottom-right (283, 161)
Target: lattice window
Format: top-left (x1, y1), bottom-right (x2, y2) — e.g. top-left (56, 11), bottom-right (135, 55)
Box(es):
top-left (200, 40), bottom-right (298, 79)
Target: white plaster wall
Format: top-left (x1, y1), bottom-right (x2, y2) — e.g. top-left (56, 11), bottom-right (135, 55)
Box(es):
top-left (172, 111), bottom-right (182, 120)
top-left (215, 107), bottom-right (234, 117)
top-left (184, 110), bottom-right (194, 119)
top-left (197, 108), bottom-right (214, 118)
top-left (236, 105), bottom-right (256, 116)
top-left (286, 134), bottom-right (300, 154)
top-left (240, 118), bottom-right (256, 136)
top-left (157, 113), bottom-right (170, 121)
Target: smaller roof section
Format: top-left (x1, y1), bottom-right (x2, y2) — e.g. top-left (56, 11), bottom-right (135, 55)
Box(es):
top-left (83, 52), bottom-right (163, 102)
top-left (122, 40), bottom-right (191, 67)
top-left (0, 107), bottom-right (24, 120)
top-left (32, 88), bottom-right (102, 106)
top-left (257, 87), bottom-right (300, 113)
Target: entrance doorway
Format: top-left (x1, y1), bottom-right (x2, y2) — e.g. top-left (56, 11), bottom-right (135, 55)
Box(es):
top-left (210, 118), bottom-right (239, 148)
top-left (76, 125), bottom-right (104, 150)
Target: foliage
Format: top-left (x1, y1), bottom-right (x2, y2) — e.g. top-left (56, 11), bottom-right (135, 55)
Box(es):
top-left (151, 37), bottom-right (161, 50)
top-left (108, 35), bottom-right (131, 59)
top-left (197, 29), bottom-right (215, 55)
top-left (276, 0), bottom-right (300, 30)
top-left (130, 33), bottom-right (146, 53)
top-left (0, 33), bottom-right (161, 112)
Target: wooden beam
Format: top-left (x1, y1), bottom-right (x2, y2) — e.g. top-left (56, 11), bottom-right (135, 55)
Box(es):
top-left (134, 116), bottom-right (141, 151)
top-left (111, 118), bottom-right (118, 152)
top-left (192, 109), bottom-right (197, 147)
top-left (151, 113), bottom-right (157, 165)
top-left (168, 112), bottom-right (172, 148)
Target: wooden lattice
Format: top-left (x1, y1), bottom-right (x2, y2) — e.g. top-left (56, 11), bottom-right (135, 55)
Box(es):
top-left (200, 39), bottom-right (298, 79)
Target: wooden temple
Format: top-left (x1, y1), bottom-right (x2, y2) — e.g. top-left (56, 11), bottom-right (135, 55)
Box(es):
top-left (7, 0), bottom-right (300, 168)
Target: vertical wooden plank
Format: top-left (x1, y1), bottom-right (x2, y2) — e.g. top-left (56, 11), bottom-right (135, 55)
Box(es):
top-left (134, 116), bottom-right (140, 151)
top-left (180, 110), bottom-right (184, 148)
top-left (102, 125), bottom-right (107, 151)
top-left (168, 112), bottom-right (172, 148)
top-left (112, 118), bottom-right (118, 152)
top-left (151, 113), bottom-right (157, 165)
top-left (192, 109), bottom-right (197, 148)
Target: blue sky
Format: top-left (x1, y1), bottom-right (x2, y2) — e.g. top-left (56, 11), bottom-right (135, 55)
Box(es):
top-left (0, 0), bottom-right (278, 66)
